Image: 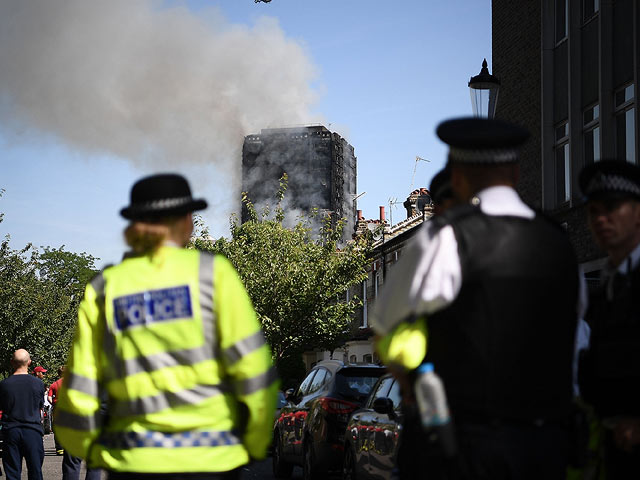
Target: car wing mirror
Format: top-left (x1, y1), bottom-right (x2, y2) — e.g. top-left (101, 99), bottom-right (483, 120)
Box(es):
top-left (285, 388), bottom-right (298, 403)
top-left (372, 397), bottom-right (394, 415)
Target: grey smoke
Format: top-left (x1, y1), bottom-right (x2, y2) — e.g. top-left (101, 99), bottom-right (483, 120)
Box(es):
top-left (0, 0), bottom-right (322, 224)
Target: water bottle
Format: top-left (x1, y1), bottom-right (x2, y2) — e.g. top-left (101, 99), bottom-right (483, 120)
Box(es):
top-left (414, 362), bottom-right (457, 457)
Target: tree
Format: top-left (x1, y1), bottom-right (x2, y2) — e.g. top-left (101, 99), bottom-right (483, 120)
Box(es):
top-left (0, 193), bottom-right (98, 378)
top-left (190, 175), bottom-right (370, 374)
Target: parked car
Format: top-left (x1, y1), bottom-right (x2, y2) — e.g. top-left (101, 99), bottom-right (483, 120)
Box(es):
top-left (272, 360), bottom-right (385, 480)
top-left (343, 372), bottom-right (403, 480)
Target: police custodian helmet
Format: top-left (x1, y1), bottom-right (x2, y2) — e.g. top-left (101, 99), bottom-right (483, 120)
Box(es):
top-left (120, 173), bottom-right (208, 220)
top-left (436, 117), bottom-right (530, 164)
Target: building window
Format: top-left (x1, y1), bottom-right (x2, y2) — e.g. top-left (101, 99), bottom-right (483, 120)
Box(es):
top-left (374, 273), bottom-right (379, 299)
top-left (583, 0), bottom-right (599, 22)
top-left (363, 354), bottom-right (373, 363)
top-left (583, 104), bottom-right (600, 165)
top-left (555, 122), bottom-right (571, 205)
top-left (556, 0), bottom-right (568, 43)
top-left (615, 84), bottom-right (636, 164)
top-left (350, 355), bottom-right (357, 363)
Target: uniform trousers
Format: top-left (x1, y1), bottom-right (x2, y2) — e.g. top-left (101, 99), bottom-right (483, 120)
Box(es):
top-left (107, 468), bottom-right (240, 480)
top-left (1, 426), bottom-right (44, 480)
top-left (62, 451), bottom-right (103, 480)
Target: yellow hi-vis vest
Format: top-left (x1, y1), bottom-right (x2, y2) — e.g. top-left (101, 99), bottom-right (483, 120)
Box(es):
top-left (376, 317), bottom-right (429, 371)
top-left (55, 246), bottom-right (279, 474)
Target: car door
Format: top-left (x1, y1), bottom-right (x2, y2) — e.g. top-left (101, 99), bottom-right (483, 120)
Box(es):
top-left (280, 369), bottom-right (317, 458)
top-left (350, 374), bottom-right (394, 479)
top-left (295, 367), bottom-right (328, 457)
top-left (368, 378), bottom-right (403, 480)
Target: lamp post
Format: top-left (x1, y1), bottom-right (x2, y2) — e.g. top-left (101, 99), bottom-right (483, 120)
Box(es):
top-left (468, 58), bottom-right (501, 118)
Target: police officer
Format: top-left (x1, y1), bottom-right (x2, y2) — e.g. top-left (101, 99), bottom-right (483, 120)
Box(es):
top-left (0, 349), bottom-right (46, 480)
top-left (54, 173), bottom-right (279, 479)
top-left (372, 117), bottom-right (580, 480)
top-left (429, 165), bottom-right (456, 216)
top-left (578, 160), bottom-right (640, 478)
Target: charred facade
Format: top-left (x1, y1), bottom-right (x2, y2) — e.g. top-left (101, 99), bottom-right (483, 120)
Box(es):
top-left (242, 125), bottom-right (357, 243)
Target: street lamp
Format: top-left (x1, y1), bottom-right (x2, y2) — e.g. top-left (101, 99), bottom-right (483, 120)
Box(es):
top-left (468, 58), bottom-right (501, 118)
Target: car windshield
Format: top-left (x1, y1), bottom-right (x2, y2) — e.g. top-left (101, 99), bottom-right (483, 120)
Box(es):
top-left (334, 368), bottom-right (384, 403)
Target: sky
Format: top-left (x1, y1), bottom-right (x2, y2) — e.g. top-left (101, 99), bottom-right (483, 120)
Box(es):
top-left (0, 0), bottom-right (492, 268)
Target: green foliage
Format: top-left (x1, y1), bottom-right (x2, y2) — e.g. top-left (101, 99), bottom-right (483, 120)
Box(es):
top-left (0, 195), bottom-right (98, 378)
top-left (190, 175), bottom-right (371, 369)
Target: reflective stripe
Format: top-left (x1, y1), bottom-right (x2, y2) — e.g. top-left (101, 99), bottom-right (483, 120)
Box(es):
top-left (100, 429), bottom-right (241, 449)
top-left (56, 409), bottom-right (101, 431)
top-left (198, 253), bottom-right (215, 352)
top-left (235, 366), bottom-right (278, 396)
top-left (90, 273), bottom-right (106, 300)
top-left (111, 383), bottom-right (228, 417)
top-left (113, 345), bottom-right (214, 378)
top-left (224, 331), bottom-right (266, 365)
top-left (66, 372), bottom-right (99, 398)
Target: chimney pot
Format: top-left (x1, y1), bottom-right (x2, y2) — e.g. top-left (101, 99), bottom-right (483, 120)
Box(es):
top-left (357, 209), bottom-right (363, 220)
top-left (379, 206), bottom-right (386, 222)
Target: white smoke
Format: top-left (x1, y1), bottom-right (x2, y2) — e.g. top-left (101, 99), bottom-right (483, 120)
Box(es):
top-left (0, 0), bottom-right (322, 213)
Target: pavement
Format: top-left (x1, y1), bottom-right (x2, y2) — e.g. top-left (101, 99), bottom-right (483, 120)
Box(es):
top-left (1, 433), bottom-right (302, 479)
top-left (0, 433), bottom-right (105, 480)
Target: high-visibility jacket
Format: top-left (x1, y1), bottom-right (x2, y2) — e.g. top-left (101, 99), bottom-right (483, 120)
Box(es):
top-left (376, 317), bottom-right (428, 371)
top-left (55, 246), bottom-right (279, 474)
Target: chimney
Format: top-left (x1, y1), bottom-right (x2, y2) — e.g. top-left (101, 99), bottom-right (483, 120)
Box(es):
top-left (357, 209), bottom-right (363, 220)
top-left (379, 206), bottom-right (386, 223)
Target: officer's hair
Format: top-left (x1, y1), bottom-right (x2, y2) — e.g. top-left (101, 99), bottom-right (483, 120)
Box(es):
top-left (124, 215), bottom-right (184, 254)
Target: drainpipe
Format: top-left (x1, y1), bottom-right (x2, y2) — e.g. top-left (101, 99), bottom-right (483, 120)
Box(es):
top-left (380, 206), bottom-right (387, 281)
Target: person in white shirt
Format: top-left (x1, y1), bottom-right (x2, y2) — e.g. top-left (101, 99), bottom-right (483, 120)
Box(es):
top-left (372, 117), bottom-right (580, 480)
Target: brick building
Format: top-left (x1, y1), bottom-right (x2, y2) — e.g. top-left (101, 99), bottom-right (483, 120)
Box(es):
top-left (492, 0), bottom-right (639, 278)
top-left (301, 189), bottom-right (433, 369)
top-left (242, 125), bottom-right (357, 244)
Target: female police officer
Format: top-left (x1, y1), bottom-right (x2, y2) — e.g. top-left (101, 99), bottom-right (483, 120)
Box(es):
top-left (55, 173), bottom-right (279, 479)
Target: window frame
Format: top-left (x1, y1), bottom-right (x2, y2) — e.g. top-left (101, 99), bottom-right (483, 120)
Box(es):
top-left (614, 83), bottom-right (636, 164)
top-left (554, 120), bottom-right (571, 206)
top-left (583, 103), bottom-right (601, 165)
top-left (582, 0), bottom-right (599, 24)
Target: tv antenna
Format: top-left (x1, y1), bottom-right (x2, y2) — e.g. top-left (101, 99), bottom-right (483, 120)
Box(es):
top-left (410, 156), bottom-right (431, 192)
top-left (388, 197), bottom-right (401, 225)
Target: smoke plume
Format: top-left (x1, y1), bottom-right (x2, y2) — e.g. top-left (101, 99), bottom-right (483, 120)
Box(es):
top-left (0, 0), bottom-right (321, 226)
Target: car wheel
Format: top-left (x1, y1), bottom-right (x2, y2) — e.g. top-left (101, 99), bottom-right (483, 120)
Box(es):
top-left (272, 434), bottom-right (293, 479)
top-left (342, 445), bottom-right (357, 480)
top-left (303, 440), bottom-right (319, 480)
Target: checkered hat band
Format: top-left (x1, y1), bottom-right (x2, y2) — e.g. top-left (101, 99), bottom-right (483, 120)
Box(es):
top-left (100, 429), bottom-right (241, 449)
top-left (449, 147), bottom-right (518, 163)
top-left (136, 196), bottom-right (193, 211)
top-left (586, 172), bottom-right (640, 197)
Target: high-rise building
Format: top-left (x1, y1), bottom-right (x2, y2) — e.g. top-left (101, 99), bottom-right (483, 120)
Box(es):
top-left (492, 0), bottom-right (638, 278)
top-left (242, 125), bottom-right (357, 243)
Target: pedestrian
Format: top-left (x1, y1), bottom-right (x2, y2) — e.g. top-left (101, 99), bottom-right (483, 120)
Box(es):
top-left (371, 117), bottom-right (580, 480)
top-left (48, 365), bottom-right (65, 455)
top-left (0, 349), bottom-right (46, 480)
top-left (429, 165), bottom-right (456, 216)
top-left (54, 173), bottom-right (279, 479)
top-left (578, 159), bottom-right (640, 478)
top-left (32, 366), bottom-right (47, 381)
